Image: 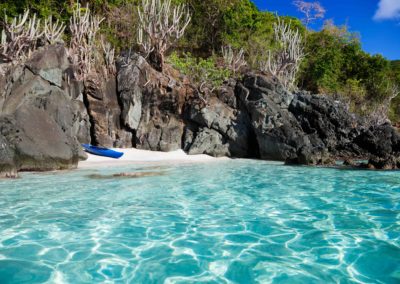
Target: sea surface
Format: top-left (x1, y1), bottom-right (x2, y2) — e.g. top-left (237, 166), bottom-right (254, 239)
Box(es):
top-left (0, 160), bottom-right (399, 283)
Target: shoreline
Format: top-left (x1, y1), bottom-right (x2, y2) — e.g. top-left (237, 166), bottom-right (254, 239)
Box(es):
top-left (78, 148), bottom-right (230, 169)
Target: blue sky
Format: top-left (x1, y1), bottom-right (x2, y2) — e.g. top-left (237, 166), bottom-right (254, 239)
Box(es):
top-left (251, 0), bottom-right (400, 60)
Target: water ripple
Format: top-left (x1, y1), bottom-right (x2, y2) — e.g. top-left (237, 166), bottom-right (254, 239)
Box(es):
top-left (0, 161), bottom-right (399, 283)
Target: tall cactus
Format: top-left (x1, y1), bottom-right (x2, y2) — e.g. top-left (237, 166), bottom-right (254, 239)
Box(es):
top-left (0, 10), bottom-right (44, 62)
top-left (137, 0), bottom-right (191, 71)
top-left (259, 17), bottom-right (304, 91)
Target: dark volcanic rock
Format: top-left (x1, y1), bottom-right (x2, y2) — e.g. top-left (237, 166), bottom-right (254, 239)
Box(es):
top-left (288, 90), bottom-right (399, 166)
top-left (137, 116), bottom-right (184, 151)
top-left (25, 44), bottom-right (69, 87)
top-left (118, 62), bottom-right (399, 166)
top-left (187, 128), bottom-right (230, 157)
top-left (117, 55), bottom-right (146, 131)
top-left (354, 124), bottom-right (400, 157)
top-left (2, 46), bottom-right (399, 176)
top-left (1, 45), bottom-right (91, 144)
top-left (236, 74), bottom-right (324, 163)
top-left (184, 93), bottom-right (252, 157)
top-left (233, 73), bottom-right (399, 166)
top-left (289, 92), bottom-right (359, 154)
top-left (368, 156), bottom-right (400, 170)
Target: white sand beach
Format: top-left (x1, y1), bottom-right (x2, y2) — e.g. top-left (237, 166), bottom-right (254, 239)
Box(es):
top-left (78, 148), bottom-right (228, 169)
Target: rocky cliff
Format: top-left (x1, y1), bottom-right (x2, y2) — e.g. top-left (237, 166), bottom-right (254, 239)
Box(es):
top-left (0, 45), bottom-right (399, 177)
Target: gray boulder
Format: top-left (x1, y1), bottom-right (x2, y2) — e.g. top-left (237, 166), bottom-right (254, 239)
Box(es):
top-left (0, 106), bottom-right (82, 173)
top-left (188, 128), bottom-right (230, 157)
top-left (184, 90), bottom-right (252, 157)
top-left (25, 44), bottom-right (69, 87)
top-left (1, 45), bottom-right (91, 143)
top-left (0, 45), bottom-right (90, 177)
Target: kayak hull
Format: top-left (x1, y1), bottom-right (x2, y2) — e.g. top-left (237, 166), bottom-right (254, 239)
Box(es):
top-left (82, 144), bottom-right (124, 159)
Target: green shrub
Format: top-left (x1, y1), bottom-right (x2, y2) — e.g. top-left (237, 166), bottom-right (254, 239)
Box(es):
top-left (167, 52), bottom-right (232, 89)
top-left (298, 21), bottom-right (398, 120)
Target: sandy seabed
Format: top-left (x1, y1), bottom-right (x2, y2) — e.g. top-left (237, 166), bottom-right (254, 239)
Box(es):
top-left (78, 148), bottom-right (229, 169)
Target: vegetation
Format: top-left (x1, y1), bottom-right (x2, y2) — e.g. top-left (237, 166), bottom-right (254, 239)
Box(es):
top-left (167, 51), bottom-right (232, 90)
top-left (221, 45), bottom-right (246, 75)
top-left (137, 0), bottom-right (191, 71)
top-left (390, 61), bottom-right (400, 123)
top-left (298, 21), bottom-right (398, 121)
top-left (259, 17), bottom-right (304, 91)
top-left (0, 0), bottom-right (399, 123)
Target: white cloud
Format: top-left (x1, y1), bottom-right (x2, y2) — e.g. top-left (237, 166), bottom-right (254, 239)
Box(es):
top-left (374, 0), bottom-right (400, 20)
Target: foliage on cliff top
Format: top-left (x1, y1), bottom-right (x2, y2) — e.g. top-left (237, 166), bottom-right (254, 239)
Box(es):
top-left (167, 52), bottom-right (232, 90)
top-left (0, 0), bottom-right (399, 123)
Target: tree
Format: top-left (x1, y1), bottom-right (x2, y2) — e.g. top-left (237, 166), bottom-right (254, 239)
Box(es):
top-left (182, 0), bottom-right (238, 54)
top-left (298, 20), bottom-right (399, 124)
top-left (299, 21), bottom-right (359, 94)
top-left (293, 1), bottom-right (325, 28)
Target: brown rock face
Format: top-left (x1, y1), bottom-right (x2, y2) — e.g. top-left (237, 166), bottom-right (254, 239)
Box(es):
top-left (84, 75), bottom-right (132, 148)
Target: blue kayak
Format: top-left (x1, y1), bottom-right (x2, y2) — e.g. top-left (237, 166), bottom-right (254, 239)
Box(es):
top-left (82, 144), bottom-right (124, 159)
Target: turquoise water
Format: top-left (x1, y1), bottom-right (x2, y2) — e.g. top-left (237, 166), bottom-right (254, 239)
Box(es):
top-left (0, 160), bottom-right (399, 283)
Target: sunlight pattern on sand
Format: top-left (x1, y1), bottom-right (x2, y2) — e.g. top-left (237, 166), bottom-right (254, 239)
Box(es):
top-left (0, 161), bottom-right (399, 283)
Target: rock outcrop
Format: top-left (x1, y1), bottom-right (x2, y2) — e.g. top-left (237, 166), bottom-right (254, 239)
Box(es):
top-left (237, 75), bottom-right (320, 163)
top-left (234, 74), bottom-right (398, 166)
top-left (287, 92), bottom-right (400, 166)
top-left (183, 81), bottom-right (254, 157)
top-left (0, 106), bottom-right (83, 171)
top-left (116, 57), bottom-right (399, 166)
top-left (0, 44), bottom-right (90, 177)
top-left (1, 48), bottom-right (399, 177)
top-left (117, 54), bottom-right (191, 152)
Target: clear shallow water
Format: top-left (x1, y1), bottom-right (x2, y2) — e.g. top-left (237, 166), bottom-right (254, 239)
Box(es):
top-left (0, 161), bottom-right (399, 284)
